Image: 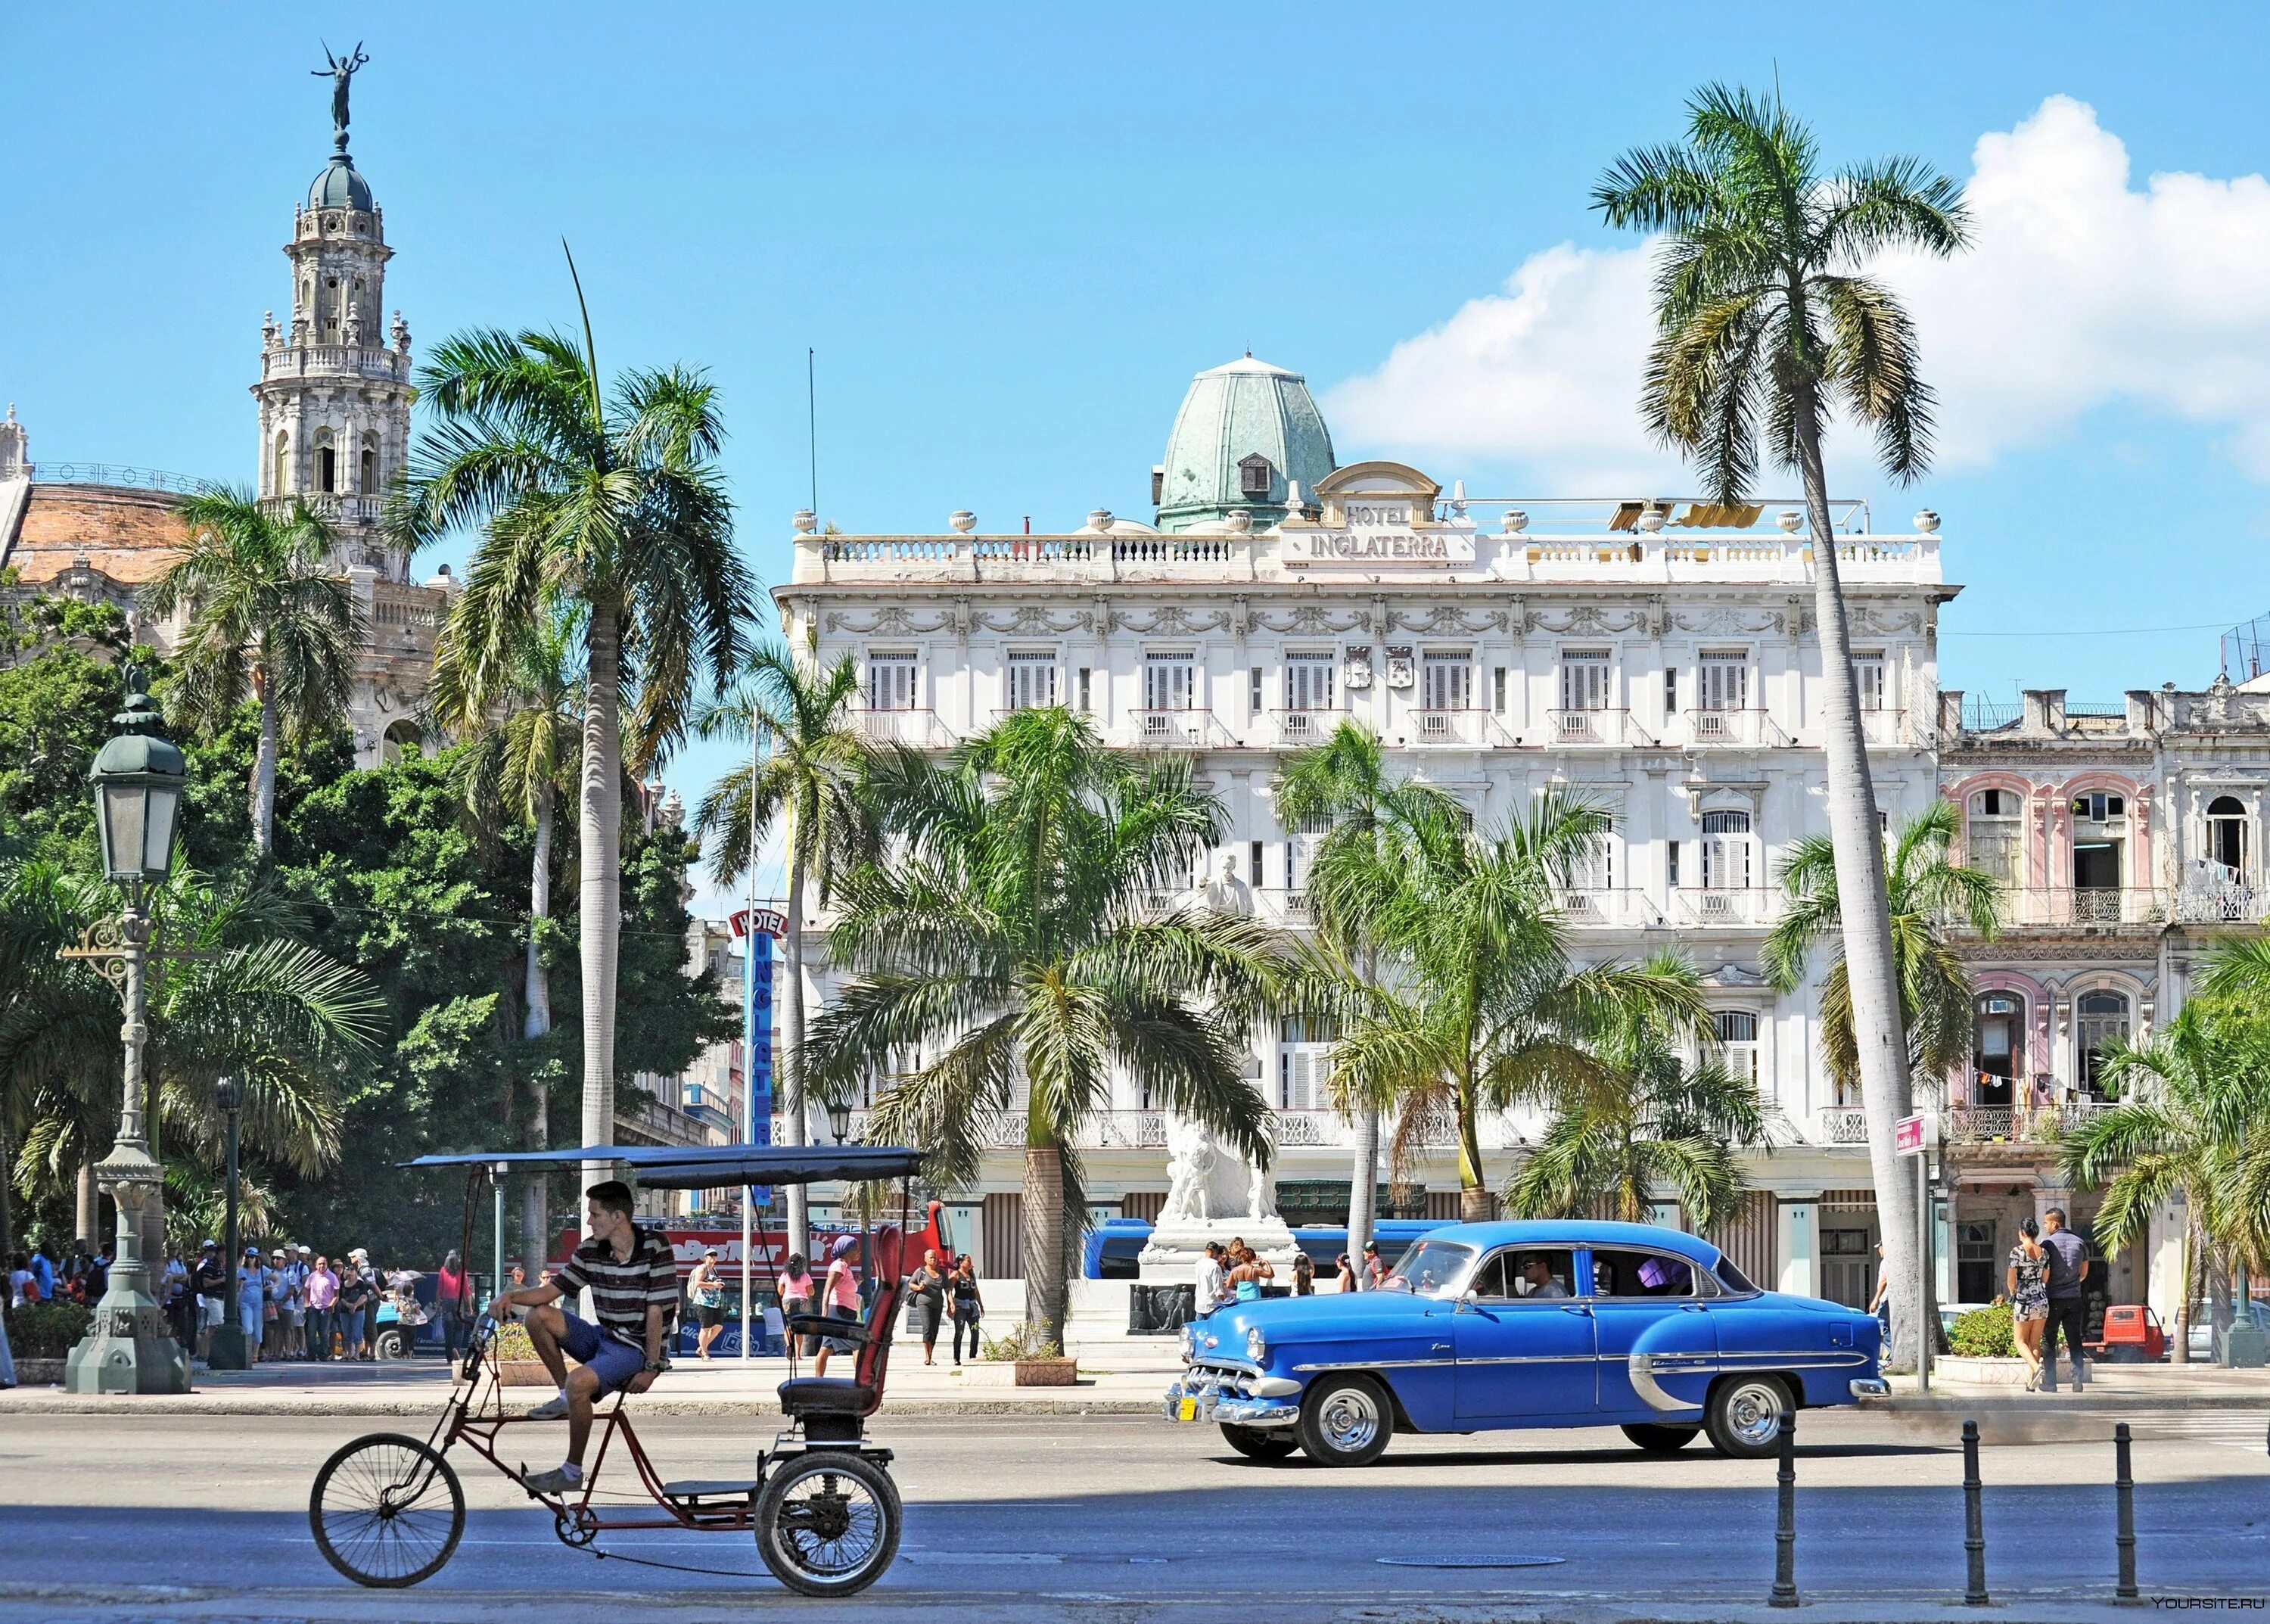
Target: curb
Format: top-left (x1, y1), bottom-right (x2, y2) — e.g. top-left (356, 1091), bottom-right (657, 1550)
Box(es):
top-left (0, 1394), bottom-right (1168, 1419)
top-left (1865, 1391), bottom-right (2269, 1413)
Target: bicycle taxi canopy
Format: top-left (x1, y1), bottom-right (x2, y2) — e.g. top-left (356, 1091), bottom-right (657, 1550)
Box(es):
top-left (399, 1143), bottom-right (925, 1187)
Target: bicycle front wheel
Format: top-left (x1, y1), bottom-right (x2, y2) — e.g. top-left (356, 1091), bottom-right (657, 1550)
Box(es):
top-left (309, 1431), bottom-right (465, 1588)
top-left (754, 1450), bottom-right (901, 1598)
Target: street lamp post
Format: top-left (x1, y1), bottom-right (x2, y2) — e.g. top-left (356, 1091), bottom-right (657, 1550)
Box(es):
top-left (207, 1077), bottom-right (247, 1370)
top-left (62, 683), bottom-right (190, 1395)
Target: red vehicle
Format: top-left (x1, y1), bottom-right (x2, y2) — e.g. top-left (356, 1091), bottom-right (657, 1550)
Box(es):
top-left (547, 1210), bottom-right (957, 1283)
top-left (2090, 1303), bottom-right (2168, 1363)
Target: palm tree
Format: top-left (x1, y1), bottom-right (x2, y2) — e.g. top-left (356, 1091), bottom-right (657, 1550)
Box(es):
top-left (396, 272), bottom-right (754, 1209)
top-left (143, 490), bottom-right (362, 855)
top-left (694, 642), bottom-right (875, 1258)
top-left (807, 708), bottom-right (1286, 1349)
top-left (1505, 961), bottom-right (1772, 1233)
top-left (1332, 792), bottom-right (1707, 1223)
top-left (1596, 86), bottom-right (1970, 1363)
top-left (2060, 1001), bottom-right (2270, 1363)
top-left (1273, 723), bottom-right (1460, 1263)
top-left (1762, 801), bottom-right (2003, 1096)
top-left (433, 608), bottom-right (582, 1255)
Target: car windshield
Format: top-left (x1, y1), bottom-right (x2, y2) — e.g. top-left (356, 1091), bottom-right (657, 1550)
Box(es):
top-left (1380, 1240), bottom-right (1476, 1298)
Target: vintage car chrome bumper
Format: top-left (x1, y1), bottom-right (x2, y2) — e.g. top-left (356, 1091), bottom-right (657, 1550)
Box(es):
top-left (1849, 1377), bottom-right (1890, 1399)
top-left (1165, 1364), bottom-right (1301, 1428)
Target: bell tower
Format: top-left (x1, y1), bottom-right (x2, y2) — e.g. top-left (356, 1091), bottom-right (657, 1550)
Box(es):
top-left (252, 47), bottom-right (413, 579)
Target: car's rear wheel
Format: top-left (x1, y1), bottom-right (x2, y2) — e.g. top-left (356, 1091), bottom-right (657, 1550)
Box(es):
top-left (373, 1327), bottom-right (410, 1361)
top-left (1622, 1423), bottom-right (1702, 1454)
top-left (1218, 1423), bottom-right (1298, 1461)
top-left (1295, 1374), bottom-right (1392, 1467)
top-left (1705, 1374), bottom-right (1793, 1458)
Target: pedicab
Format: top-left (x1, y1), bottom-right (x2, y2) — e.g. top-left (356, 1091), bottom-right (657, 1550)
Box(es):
top-left (306, 1141), bottom-right (926, 1598)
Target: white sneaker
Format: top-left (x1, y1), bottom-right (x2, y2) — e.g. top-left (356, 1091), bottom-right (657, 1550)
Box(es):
top-left (527, 1394), bottom-right (572, 1420)
top-left (522, 1464), bottom-right (583, 1495)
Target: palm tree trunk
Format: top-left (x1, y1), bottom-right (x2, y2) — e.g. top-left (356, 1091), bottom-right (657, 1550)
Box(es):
top-left (1346, 947), bottom-right (1379, 1274)
top-left (522, 782), bottom-right (554, 1262)
top-left (0, 1122), bottom-right (13, 1263)
top-left (251, 670), bottom-right (280, 856)
top-left (577, 600), bottom-right (624, 1230)
top-left (1023, 1135), bottom-right (1068, 1351)
top-left (2172, 1210), bottom-right (2200, 1364)
top-left (780, 844), bottom-right (810, 1265)
top-left (1792, 394), bottom-right (1918, 1367)
top-left (76, 1161), bottom-right (95, 1247)
top-left (1457, 1072), bottom-right (1493, 1224)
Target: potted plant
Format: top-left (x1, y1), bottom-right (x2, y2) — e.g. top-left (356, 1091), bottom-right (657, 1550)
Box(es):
top-left (1936, 1303), bottom-right (2028, 1386)
top-left (490, 1317), bottom-right (559, 1386)
top-left (982, 1320), bottom-right (1077, 1386)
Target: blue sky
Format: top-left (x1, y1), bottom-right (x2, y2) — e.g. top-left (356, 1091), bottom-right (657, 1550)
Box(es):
top-left (8, 4), bottom-right (2270, 901)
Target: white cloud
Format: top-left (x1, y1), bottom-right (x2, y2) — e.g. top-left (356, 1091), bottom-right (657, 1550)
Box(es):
top-left (1329, 95), bottom-right (2270, 486)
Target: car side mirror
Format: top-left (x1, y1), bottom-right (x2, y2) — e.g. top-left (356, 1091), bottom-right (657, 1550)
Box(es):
top-left (1456, 1290), bottom-right (1479, 1313)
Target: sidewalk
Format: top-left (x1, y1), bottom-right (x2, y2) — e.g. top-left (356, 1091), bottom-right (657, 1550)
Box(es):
top-left (1870, 1360), bottom-right (2270, 1413)
top-left (0, 1350), bottom-right (1177, 1417)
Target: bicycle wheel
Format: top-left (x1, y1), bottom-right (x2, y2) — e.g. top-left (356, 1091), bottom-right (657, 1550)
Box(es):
top-left (309, 1432), bottom-right (465, 1588)
top-left (754, 1451), bottom-right (901, 1598)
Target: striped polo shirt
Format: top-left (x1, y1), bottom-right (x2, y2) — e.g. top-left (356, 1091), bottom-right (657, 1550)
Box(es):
top-left (555, 1226), bottom-right (679, 1345)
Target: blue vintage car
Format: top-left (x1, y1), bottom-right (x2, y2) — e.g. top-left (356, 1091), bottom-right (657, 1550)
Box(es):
top-left (1164, 1220), bottom-right (1885, 1464)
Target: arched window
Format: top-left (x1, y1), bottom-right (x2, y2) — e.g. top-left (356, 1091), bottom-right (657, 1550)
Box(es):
top-left (1965, 787), bottom-right (2023, 887)
top-left (359, 433), bottom-right (378, 494)
top-left (381, 718), bottom-right (424, 765)
top-left (1972, 991), bottom-right (2023, 1108)
top-left (271, 431), bottom-right (291, 496)
top-left (1712, 1010), bottom-right (1759, 1084)
top-left (1700, 808), bottom-right (1752, 890)
top-left (2207, 795), bottom-right (2249, 875)
top-left (314, 429), bottom-right (337, 494)
top-left (2076, 990), bottom-right (2131, 1099)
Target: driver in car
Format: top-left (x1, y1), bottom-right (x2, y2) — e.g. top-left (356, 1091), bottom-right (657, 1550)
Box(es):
top-left (484, 1180), bottom-right (677, 1495)
top-left (1517, 1255), bottom-right (1568, 1298)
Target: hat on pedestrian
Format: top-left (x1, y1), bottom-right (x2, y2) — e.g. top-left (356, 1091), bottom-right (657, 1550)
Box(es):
top-left (201, 1238), bottom-right (218, 1249)
top-left (348, 1247), bottom-right (368, 1261)
top-left (702, 1247), bottom-right (719, 1258)
top-left (271, 1249), bottom-right (285, 1260)
top-left (244, 1245), bottom-right (260, 1257)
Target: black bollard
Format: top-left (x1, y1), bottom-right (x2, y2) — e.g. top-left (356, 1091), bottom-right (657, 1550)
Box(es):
top-left (1769, 1410), bottom-right (1799, 1608)
top-left (1962, 1418), bottom-right (1989, 1606)
top-left (2115, 1422), bottom-right (2138, 1602)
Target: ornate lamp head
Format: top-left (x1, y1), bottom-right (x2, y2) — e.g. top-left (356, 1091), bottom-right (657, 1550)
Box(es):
top-left (89, 681), bottom-right (187, 889)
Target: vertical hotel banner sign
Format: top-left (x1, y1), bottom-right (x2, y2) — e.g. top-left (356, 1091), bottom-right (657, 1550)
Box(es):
top-left (730, 906), bottom-right (787, 1206)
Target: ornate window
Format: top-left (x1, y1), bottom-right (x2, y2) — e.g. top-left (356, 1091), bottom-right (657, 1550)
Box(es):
top-left (1712, 1009), bottom-right (1759, 1084)
top-left (1239, 453), bottom-right (1273, 496)
top-left (1966, 787), bottom-right (2023, 887)
top-left (2076, 991), bottom-right (2130, 1097)
top-left (1850, 651), bottom-right (1887, 711)
top-left (1421, 649), bottom-right (1472, 712)
top-left (1700, 809), bottom-right (1753, 890)
top-left (1143, 650), bottom-right (1194, 711)
top-left (1559, 649), bottom-right (1611, 711)
top-left (1006, 649), bottom-right (1057, 711)
top-left (1284, 650), bottom-right (1335, 712)
top-left (313, 428), bottom-right (337, 494)
top-left (865, 650), bottom-right (917, 712)
top-left (359, 433), bottom-right (378, 493)
top-left (2207, 794), bottom-right (2249, 874)
top-left (1699, 650), bottom-right (1749, 712)
top-left (272, 431), bottom-right (291, 496)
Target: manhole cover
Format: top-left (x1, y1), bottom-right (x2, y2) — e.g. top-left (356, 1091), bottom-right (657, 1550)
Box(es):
top-left (1376, 1556), bottom-right (1566, 1570)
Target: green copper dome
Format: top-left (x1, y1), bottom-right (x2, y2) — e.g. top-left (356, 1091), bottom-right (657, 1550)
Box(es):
top-left (308, 153), bottom-right (373, 212)
top-left (1155, 355), bottom-right (1336, 533)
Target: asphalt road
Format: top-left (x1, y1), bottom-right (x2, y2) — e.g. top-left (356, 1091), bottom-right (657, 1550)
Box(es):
top-left (1, 1408), bottom-right (2265, 1622)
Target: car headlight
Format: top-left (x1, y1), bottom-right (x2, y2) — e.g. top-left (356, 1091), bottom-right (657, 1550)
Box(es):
top-left (1179, 1324), bottom-right (1195, 1360)
top-left (1246, 1326), bottom-right (1267, 1364)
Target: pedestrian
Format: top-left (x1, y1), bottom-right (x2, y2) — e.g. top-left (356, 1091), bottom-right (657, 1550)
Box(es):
top-left (1361, 1240), bottom-right (1388, 1290)
top-left (192, 1240), bottom-right (225, 1358)
top-left (0, 1288), bottom-right (14, 1388)
top-left (2006, 1218), bottom-right (2051, 1390)
top-left (1867, 1243), bottom-right (1892, 1352)
top-left (780, 1252), bottom-right (816, 1361)
top-left (263, 1249), bottom-right (291, 1361)
top-left (238, 1246), bottom-right (268, 1364)
top-left (688, 1248), bottom-right (727, 1360)
top-left (161, 1244), bottom-right (191, 1348)
top-left (1194, 1240), bottom-right (1227, 1319)
top-left (949, 1254), bottom-right (984, 1366)
top-left (812, 1236), bottom-right (862, 1379)
top-left (437, 1250), bottom-right (472, 1364)
top-left (285, 1247), bottom-right (311, 1358)
top-left (7, 1252), bottom-right (34, 1308)
top-left (1226, 1244), bottom-right (1273, 1303)
top-left (1334, 1252), bottom-right (1356, 1293)
top-left (1292, 1251), bottom-right (1316, 1296)
top-left (346, 1248), bottom-right (375, 1355)
top-left (28, 1240), bottom-right (56, 1302)
top-left (334, 1262), bottom-right (375, 1361)
top-left (2038, 1208), bottom-right (2091, 1393)
top-left (907, 1248), bottom-right (947, 1366)
top-left (305, 1253), bottom-right (337, 1361)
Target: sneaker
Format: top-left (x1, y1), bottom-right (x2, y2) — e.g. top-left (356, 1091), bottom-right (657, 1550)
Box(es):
top-left (527, 1394), bottom-right (572, 1420)
top-left (521, 1465), bottom-right (583, 1495)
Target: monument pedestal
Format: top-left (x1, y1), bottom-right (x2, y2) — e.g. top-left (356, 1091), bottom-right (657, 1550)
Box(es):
top-left (1137, 1215), bottom-right (1299, 1283)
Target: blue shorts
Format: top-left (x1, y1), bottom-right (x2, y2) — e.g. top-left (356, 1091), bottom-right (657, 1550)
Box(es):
top-left (558, 1311), bottom-right (648, 1395)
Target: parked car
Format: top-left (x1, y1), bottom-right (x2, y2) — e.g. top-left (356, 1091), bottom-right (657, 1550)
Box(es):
top-left (2091, 1304), bottom-right (2168, 1363)
top-left (1164, 1220), bottom-right (1884, 1465)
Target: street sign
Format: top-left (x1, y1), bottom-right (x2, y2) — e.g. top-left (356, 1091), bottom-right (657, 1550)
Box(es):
top-left (1894, 1112), bottom-right (1938, 1156)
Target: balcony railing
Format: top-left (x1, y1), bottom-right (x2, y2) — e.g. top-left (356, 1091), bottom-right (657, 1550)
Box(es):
top-left (2169, 870), bottom-right (2270, 925)
top-left (260, 345), bottom-right (412, 384)
top-left (1859, 708), bottom-right (1913, 746)
top-left (854, 707), bottom-right (953, 747)
top-left (1815, 1106), bottom-right (1870, 1146)
top-left (1267, 708), bottom-right (1338, 748)
top-left (1407, 708), bottom-right (1510, 747)
top-left (1254, 888), bottom-right (1312, 929)
top-left (1544, 708), bottom-right (1653, 747)
top-left (1984, 888), bottom-right (2167, 929)
top-left (1944, 1100), bottom-right (2116, 1144)
top-left (1127, 709), bottom-right (1233, 748)
top-left (1675, 888), bottom-right (1777, 926)
top-left (1683, 708), bottom-right (1791, 747)
top-left (1556, 888), bottom-right (1667, 928)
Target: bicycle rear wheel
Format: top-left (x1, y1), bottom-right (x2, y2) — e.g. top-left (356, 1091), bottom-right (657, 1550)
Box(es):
top-left (309, 1432), bottom-right (465, 1588)
top-left (754, 1450), bottom-right (901, 1598)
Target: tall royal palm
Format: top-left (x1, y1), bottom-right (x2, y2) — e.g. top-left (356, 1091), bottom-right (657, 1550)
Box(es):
top-left (434, 608), bottom-right (583, 1253)
top-left (144, 490), bottom-right (361, 855)
top-left (810, 709), bottom-right (1285, 1349)
top-left (1273, 723), bottom-right (1459, 1264)
top-left (695, 642), bottom-right (874, 1258)
top-left (398, 276), bottom-right (753, 1207)
top-left (1597, 85), bottom-right (1970, 1365)
top-left (1762, 801), bottom-right (2003, 1096)
top-left (1334, 793), bottom-right (1706, 1223)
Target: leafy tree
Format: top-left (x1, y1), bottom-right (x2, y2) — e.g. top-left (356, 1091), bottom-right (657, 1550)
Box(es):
top-left (0, 632), bottom-right (132, 869)
top-left (1596, 82), bottom-right (1968, 1366)
top-left (694, 642), bottom-right (873, 1255)
top-left (1330, 792), bottom-right (1705, 1222)
top-left (1762, 801), bottom-right (2002, 1092)
top-left (396, 285), bottom-right (754, 1212)
top-left (142, 490), bottom-right (362, 855)
top-left (1504, 960), bottom-right (1771, 1232)
top-left (810, 708), bottom-right (1287, 1349)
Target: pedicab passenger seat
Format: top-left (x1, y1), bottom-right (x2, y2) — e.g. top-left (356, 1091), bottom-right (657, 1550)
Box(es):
top-left (779, 1224), bottom-right (904, 1442)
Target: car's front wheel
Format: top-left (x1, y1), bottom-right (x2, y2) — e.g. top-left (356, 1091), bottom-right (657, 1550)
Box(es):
top-left (1295, 1374), bottom-right (1392, 1467)
top-left (1218, 1423), bottom-right (1297, 1461)
top-left (1705, 1374), bottom-right (1793, 1458)
top-left (1622, 1423), bottom-right (1702, 1454)
top-left (373, 1327), bottom-right (411, 1361)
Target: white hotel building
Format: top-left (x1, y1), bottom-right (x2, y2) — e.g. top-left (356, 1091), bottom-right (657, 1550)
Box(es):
top-left (775, 355), bottom-right (1954, 1306)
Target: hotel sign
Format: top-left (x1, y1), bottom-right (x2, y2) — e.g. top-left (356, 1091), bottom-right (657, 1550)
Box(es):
top-left (1286, 500), bottom-right (1475, 568)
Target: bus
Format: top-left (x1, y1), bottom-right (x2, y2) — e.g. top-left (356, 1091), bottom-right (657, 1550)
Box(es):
top-left (1082, 1218), bottom-right (1454, 1280)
